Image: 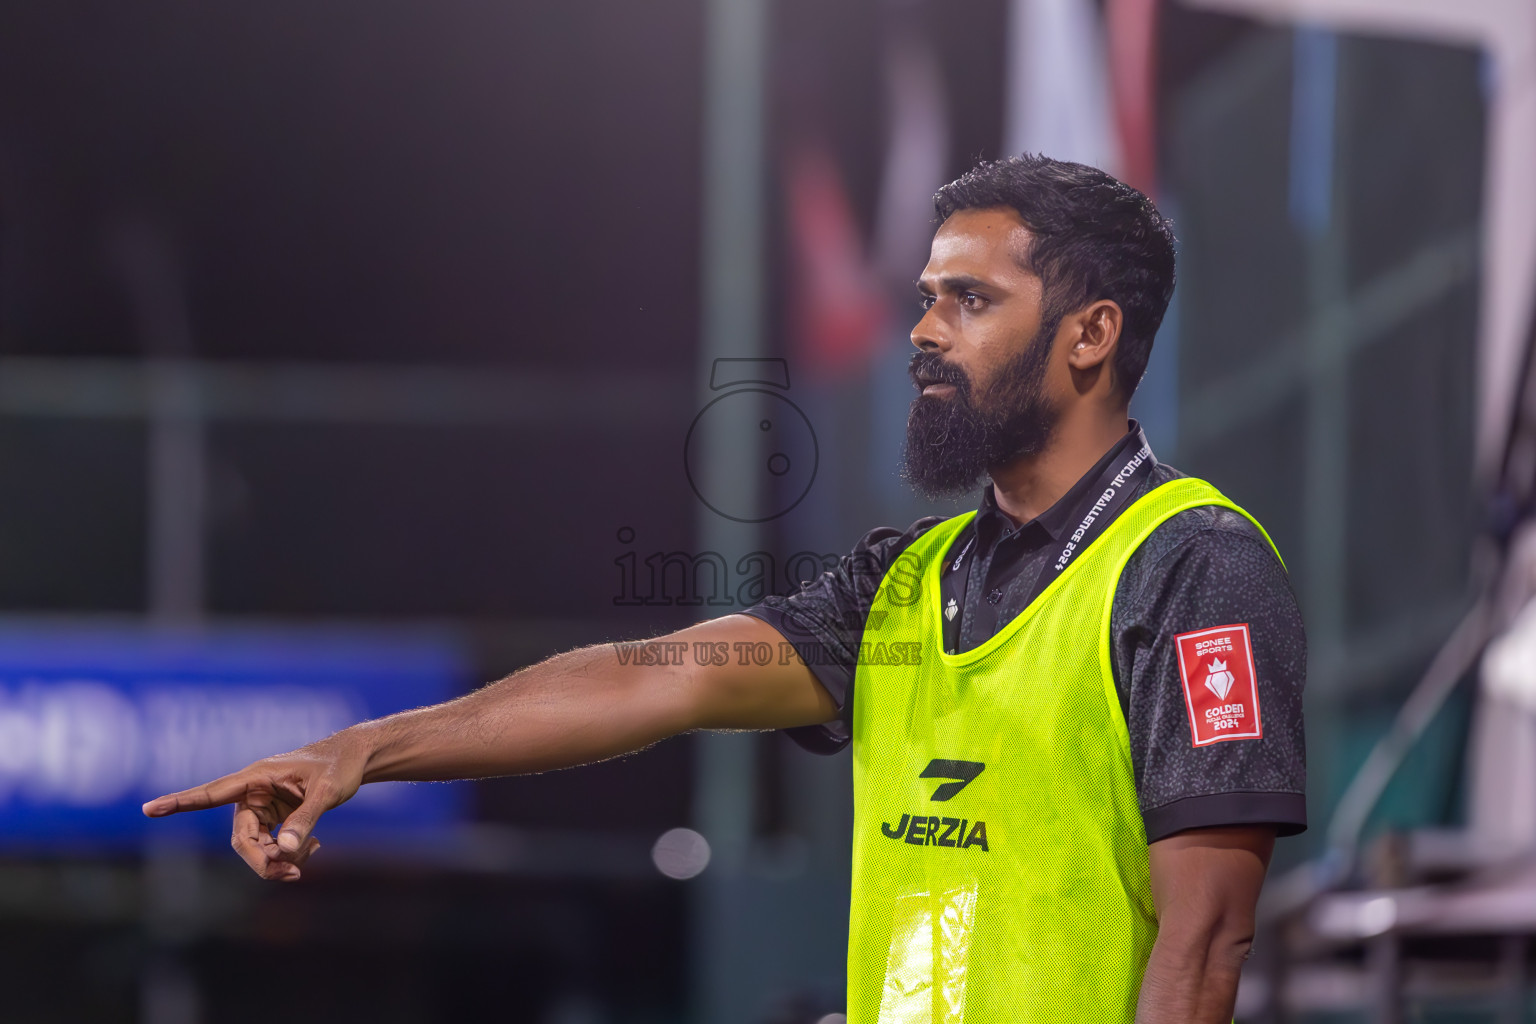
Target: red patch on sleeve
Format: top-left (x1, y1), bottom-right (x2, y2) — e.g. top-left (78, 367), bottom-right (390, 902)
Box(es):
top-left (1175, 623), bottom-right (1263, 747)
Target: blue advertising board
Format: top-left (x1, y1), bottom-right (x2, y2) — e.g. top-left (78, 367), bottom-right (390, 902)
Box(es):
top-left (0, 623), bottom-right (469, 847)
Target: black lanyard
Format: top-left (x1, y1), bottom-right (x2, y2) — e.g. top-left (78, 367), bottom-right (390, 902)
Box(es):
top-left (940, 441), bottom-right (1155, 654)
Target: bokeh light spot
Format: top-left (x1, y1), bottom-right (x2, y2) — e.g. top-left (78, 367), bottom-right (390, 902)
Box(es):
top-left (651, 827), bottom-right (711, 880)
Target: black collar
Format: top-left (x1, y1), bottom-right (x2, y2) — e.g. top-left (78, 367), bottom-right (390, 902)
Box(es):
top-left (940, 421), bottom-right (1159, 653)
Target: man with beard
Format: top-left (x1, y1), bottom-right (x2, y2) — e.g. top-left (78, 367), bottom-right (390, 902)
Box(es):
top-left (145, 156), bottom-right (1304, 1023)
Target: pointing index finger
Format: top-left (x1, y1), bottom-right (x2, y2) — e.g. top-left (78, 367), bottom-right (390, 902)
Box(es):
top-left (142, 773), bottom-right (255, 817)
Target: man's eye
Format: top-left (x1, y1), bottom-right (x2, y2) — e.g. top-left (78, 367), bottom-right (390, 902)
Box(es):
top-left (961, 292), bottom-right (987, 310)
top-left (918, 295), bottom-right (936, 311)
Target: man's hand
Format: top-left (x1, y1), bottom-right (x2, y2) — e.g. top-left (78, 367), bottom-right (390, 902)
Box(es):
top-left (1136, 824), bottom-right (1275, 1023)
top-left (141, 615), bottom-right (837, 880)
top-left (142, 731), bottom-right (371, 882)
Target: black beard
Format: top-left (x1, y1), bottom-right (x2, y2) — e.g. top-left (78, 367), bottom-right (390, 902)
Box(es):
top-left (900, 324), bottom-right (1059, 499)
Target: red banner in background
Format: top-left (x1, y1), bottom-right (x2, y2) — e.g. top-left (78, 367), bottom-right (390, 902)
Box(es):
top-left (1107, 0), bottom-right (1161, 197)
top-left (785, 146), bottom-right (889, 381)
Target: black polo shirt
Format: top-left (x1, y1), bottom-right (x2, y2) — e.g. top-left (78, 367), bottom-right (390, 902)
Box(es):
top-left (743, 423), bottom-right (1307, 843)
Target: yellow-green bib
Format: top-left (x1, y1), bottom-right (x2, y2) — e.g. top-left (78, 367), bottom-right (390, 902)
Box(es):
top-left (847, 477), bottom-right (1276, 1023)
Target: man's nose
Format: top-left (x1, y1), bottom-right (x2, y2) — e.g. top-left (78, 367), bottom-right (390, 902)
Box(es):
top-left (910, 307), bottom-right (947, 353)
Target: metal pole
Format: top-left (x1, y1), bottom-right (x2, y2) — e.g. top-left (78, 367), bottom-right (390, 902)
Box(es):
top-left (693, 0), bottom-right (770, 1019)
top-left (109, 217), bottom-right (207, 625)
top-left (110, 217), bottom-right (207, 1024)
top-left (1499, 934), bottom-right (1528, 1024)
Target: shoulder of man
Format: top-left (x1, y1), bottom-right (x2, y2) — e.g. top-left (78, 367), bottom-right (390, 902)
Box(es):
top-left (1124, 462), bottom-right (1272, 557)
top-left (1116, 467), bottom-right (1284, 616)
top-left (741, 514), bottom-right (949, 754)
top-left (765, 514), bottom-right (949, 619)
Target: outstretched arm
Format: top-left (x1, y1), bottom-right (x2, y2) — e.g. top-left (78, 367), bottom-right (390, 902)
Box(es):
top-left (142, 614), bottom-right (832, 880)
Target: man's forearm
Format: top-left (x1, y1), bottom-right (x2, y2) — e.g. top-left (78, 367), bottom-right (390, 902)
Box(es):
top-left (338, 613), bottom-right (836, 785)
top-left (1135, 927), bottom-right (1248, 1024)
top-left (1140, 826), bottom-right (1272, 1022)
top-left (352, 642), bottom-right (698, 784)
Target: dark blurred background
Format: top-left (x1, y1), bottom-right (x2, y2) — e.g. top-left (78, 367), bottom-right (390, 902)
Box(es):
top-left (0, 0), bottom-right (1531, 1021)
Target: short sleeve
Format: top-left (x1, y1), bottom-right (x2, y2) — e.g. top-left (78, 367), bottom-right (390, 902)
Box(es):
top-left (741, 517), bottom-right (943, 754)
top-left (1113, 512), bottom-right (1308, 842)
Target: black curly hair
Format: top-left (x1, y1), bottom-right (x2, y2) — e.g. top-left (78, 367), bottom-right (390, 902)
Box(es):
top-left (934, 154), bottom-right (1177, 398)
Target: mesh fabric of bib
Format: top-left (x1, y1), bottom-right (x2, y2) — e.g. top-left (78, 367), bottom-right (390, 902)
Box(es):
top-left (847, 477), bottom-right (1275, 1023)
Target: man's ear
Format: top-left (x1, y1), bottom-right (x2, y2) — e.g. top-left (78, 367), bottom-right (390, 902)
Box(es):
top-left (1065, 299), bottom-right (1123, 373)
